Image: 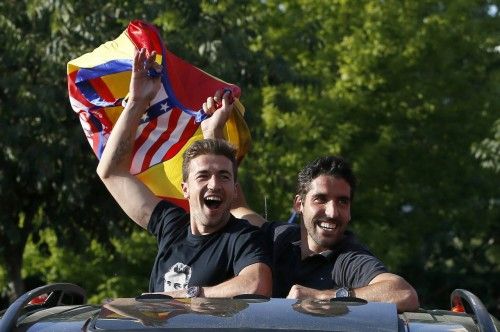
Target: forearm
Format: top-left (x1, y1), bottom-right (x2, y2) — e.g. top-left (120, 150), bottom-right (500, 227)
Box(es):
top-left (353, 273), bottom-right (419, 312)
top-left (202, 263), bottom-right (272, 298)
top-left (288, 273), bottom-right (419, 312)
top-left (97, 100), bottom-right (157, 228)
top-left (202, 127), bottom-right (223, 140)
top-left (97, 99), bottom-right (148, 179)
top-left (164, 263), bottom-right (272, 298)
top-left (95, 49), bottom-right (162, 228)
top-left (229, 184), bottom-right (266, 227)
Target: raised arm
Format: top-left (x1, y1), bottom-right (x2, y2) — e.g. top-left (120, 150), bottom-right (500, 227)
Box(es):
top-left (96, 48), bottom-right (162, 229)
top-left (161, 90), bottom-right (272, 298)
top-left (200, 90), bottom-right (267, 227)
top-left (287, 273), bottom-right (420, 312)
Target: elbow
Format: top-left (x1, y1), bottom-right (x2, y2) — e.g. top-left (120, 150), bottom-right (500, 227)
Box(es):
top-left (250, 284), bottom-right (272, 298)
top-left (256, 281), bottom-right (272, 298)
top-left (96, 161), bottom-right (117, 181)
top-left (96, 160), bottom-right (111, 180)
top-left (397, 287), bottom-right (420, 312)
top-left (246, 264), bottom-right (273, 297)
top-left (96, 164), bottom-right (106, 180)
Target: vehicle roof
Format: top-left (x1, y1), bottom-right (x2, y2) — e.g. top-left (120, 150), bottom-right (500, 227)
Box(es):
top-left (8, 297), bottom-right (498, 332)
top-left (94, 297), bottom-right (396, 331)
top-left (2, 284), bottom-right (498, 332)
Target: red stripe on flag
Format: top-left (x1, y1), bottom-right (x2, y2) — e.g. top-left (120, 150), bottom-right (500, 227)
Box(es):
top-left (140, 108), bottom-right (182, 172)
top-left (89, 108), bottom-right (114, 133)
top-left (126, 20), bottom-right (163, 55)
top-left (89, 77), bottom-right (116, 103)
top-left (68, 71), bottom-right (93, 108)
top-left (163, 116), bottom-right (199, 161)
top-left (133, 117), bottom-right (159, 156)
top-left (79, 111), bottom-right (101, 155)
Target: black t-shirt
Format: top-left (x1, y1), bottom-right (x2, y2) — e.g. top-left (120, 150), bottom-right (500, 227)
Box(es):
top-left (148, 200), bottom-right (270, 292)
top-left (261, 222), bottom-right (387, 298)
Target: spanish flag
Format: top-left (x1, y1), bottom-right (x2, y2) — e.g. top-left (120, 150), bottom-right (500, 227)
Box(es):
top-left (67, 20), bottom-right (250, 211)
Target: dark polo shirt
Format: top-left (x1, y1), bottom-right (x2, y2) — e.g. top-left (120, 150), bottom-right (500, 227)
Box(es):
top-left (261, 222), bottom-right (387, 298)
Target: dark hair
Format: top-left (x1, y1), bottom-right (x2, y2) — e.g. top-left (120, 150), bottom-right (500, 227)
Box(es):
top-left (296, 156), bottom-right (357, 200)
top-left (182, 139), bottom-right (237, 181)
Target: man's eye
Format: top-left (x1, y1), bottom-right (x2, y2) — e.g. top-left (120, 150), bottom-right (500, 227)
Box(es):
top-left (313, 197), bottom-right (326, 204)
top-left (338, 198), bottom-right (349, 205)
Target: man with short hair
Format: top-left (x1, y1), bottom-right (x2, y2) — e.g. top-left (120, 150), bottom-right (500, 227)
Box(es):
top-left (232, 155), bottom-right (419, 312)
top-left (97, 48), bottom-right (272, 298)
top-left (202, 85), bottom-right (419, 312)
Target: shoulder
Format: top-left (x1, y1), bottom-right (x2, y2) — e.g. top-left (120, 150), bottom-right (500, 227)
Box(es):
top-left (147, 200), bottom-right (188, 235)
top-left (337, 230), bottom-right (373, 253)
top-left (225, 215), bottom-right (265, 236)
top-left (218, 216), bottom-right (271, 263)
top-left (331, 231), bottom-right (388, 287)
top-left (261, 221), bottom-right (300, 244)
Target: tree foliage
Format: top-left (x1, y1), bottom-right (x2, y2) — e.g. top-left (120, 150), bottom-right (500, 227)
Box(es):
top-left (0, 0), bottom-right (498, 316)
top-left (0, 0), bottom-right (146, 299)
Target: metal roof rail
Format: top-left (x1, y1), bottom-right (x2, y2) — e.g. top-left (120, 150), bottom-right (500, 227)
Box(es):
top-left (450, 288), bottom-right (498, 332)
top-left (0, 283), bottom-right (86, 332)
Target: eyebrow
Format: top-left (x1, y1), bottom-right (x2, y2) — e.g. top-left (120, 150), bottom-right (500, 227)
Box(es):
top-left (218, 170), bottom-right (233, 177)
top-left (310, 193), bottom-right (351, 201)
top-left (195, 169), bottom-right (233, 177)
top-left (338, 195), bottom-right (351, 202)
top-left (310, 193), bottom-right (327, 200)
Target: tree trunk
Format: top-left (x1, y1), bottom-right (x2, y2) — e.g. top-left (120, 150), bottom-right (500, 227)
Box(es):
top-left (4, 242), bottom-right (26, 303)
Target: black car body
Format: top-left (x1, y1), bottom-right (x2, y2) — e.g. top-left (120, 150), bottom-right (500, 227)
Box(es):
top-left (0, 283), bottom-right (498, 331)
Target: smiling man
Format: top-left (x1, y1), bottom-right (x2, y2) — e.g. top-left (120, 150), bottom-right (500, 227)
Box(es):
top-left (97, 48), bottom-right (271, 298)
top-left (232, 156), bottom-right (419, 312)
top-left (199, 84), bottom-right (418, 311)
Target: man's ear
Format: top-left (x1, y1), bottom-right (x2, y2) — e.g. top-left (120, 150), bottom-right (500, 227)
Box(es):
top-left (293, 195), bottom-right (303, 214)
top-left (234, 182), bottom-right (239, 197)
top-left (181, 182), bottom-right (189, 199)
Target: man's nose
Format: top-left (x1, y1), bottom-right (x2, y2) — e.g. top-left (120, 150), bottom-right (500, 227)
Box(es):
top-left (325, 201), bottom-right (339, 218)
top-left (207, 175), bottom-right (220, 190)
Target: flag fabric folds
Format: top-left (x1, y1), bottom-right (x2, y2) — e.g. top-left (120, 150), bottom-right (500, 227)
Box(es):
top-left (67, 20), bottom-right (251, 210)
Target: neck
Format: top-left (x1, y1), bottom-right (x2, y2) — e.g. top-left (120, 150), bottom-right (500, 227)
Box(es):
top-left (190, 212), bottom-right (230, 235)
top-left (299, 226), bottom-right (325, 259)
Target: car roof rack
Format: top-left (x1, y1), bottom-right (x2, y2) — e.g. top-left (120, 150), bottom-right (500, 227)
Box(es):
top-left (232, 294), bottom-right (270, 300)
top-left (0, 282), bottom-right (86, 332)
top-left (330, 297), bottom-right (368, 305)
top-left (135, 293), bottom-right (173, 301)
top-left (451, 288), bottom-right (497, 332)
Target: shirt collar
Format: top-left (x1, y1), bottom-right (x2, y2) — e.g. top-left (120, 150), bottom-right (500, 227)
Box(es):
top-left (294, 229), bottom-right (357, 259)
top-left (292, 240), bottom-right (335, 260)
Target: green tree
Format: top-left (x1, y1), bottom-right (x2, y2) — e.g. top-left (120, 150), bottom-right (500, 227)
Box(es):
top-left (1, 0), bottom-right (498, 317)
top-left (23, 228), bottom-right (155, 303)
top-left (0, 0), bottom-right (269, 302)
top-left (0, 0), bottom-right (144, 300)
top-left (241, 0), bottom-right (500, 312)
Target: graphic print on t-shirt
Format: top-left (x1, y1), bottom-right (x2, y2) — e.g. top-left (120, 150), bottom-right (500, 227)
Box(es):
top-left (163, 262), bottom-right (192, 292)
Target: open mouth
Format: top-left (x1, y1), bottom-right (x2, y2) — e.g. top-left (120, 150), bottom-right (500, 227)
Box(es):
top-left (204, 196), bottom-right (223, 210)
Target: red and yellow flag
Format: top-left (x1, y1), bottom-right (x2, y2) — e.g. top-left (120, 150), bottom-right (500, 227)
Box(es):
top-left (67, 20), bottom-right (250, 210)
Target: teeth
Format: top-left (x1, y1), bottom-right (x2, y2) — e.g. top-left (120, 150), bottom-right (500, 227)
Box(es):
top-left (205, 196), bottom-right (221, 201)
top-left (319, 222), bottom-right (336, 230)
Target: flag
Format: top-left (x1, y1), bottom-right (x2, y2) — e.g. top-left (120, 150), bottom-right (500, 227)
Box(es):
top-left (67, 20), bottom-right (251, 211)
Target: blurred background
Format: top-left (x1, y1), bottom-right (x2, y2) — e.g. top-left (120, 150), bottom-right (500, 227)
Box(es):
top-left (0, 0), bottom-right (498, 316)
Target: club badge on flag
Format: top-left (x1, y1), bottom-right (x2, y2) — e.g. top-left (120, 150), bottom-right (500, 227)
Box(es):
top-left (67, 20), bottom-right (251, 211)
